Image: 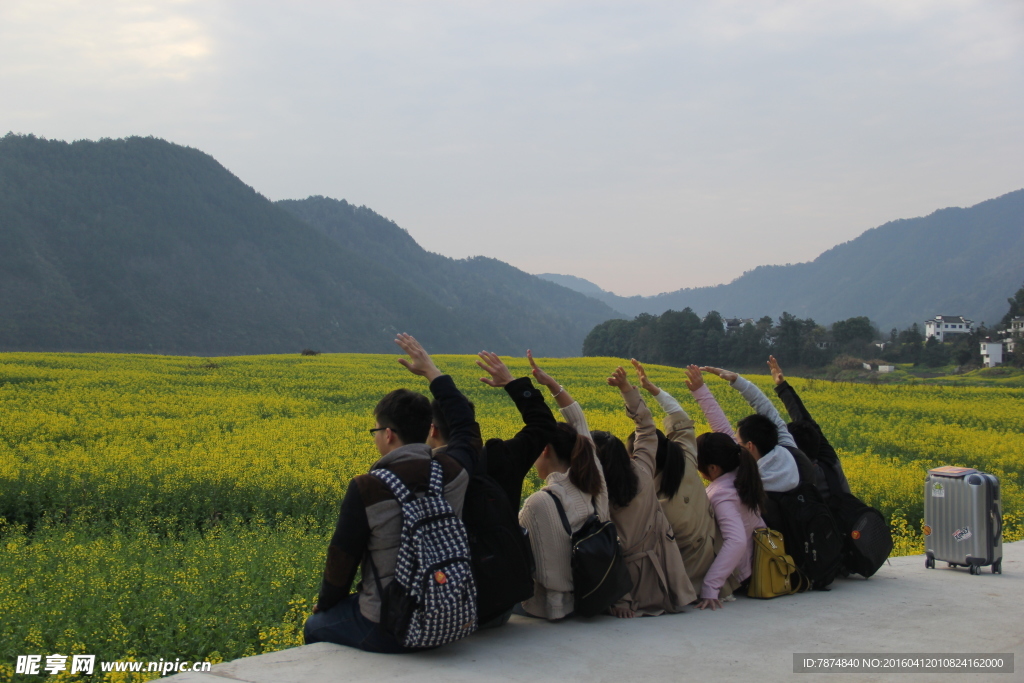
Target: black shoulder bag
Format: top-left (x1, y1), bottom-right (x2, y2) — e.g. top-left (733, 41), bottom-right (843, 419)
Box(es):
top-left (544, 490), bottom-right (632, 617)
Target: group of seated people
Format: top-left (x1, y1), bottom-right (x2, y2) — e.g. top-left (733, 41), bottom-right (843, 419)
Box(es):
top-left (304, 334), bottom-right (837, 652)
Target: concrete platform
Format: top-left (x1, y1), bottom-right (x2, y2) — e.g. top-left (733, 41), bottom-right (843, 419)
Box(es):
top-left (168, 543), bottom-right (1024, 683)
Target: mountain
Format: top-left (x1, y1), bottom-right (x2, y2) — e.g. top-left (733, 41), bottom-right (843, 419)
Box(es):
top-left (0, 134), bottom-right (619, 356)
top-left (536, 273), bottom-right (614, 299)
top-left (548, 191), bottom-right (1024, 331)
top-left (276, 196), bottom-right (622, 356)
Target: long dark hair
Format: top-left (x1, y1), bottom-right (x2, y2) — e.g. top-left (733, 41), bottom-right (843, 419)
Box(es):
top-left (627, 429), bottom-right (685, 500)
top-left (591, 430), bottom-right (639, 509)
top-left (549, 422), bottom-right (602, 498)
top-left (696, 432), bottom-right (765, 513)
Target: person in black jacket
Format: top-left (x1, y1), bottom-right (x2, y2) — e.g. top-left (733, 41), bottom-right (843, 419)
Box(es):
top-left (426, 350), bottom-right (560, 627)
top-left (473, 350), bottom-right (562, 509)
top-left (768, 355), bottom-right (851, 497)
top-left (425, 349), bottom-right (560, 516)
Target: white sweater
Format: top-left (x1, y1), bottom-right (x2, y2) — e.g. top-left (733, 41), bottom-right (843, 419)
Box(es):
top-left (518, 401), bottom-right (608, 619)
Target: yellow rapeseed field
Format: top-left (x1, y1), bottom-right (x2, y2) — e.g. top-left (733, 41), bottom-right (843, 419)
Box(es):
top-left (1, 352), bottom-right (1021, 681)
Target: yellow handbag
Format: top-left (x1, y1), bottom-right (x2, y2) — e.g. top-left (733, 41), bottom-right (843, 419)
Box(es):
top-left (748, 527), bottom-right (808, 599)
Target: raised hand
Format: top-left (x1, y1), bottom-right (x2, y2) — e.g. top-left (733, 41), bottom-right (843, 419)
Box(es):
top-left (700, 366), bottom-right (739, 383)
top-left (395, 333), bottom-right (442, 381)
top-left (630, 358), bottom-right (660, 395)
top-left (476, 351), bottom-right (513, 388)
top-left (527, 349), bottom-right (557, 389)
top-left (684, 364), bottom-right (705, 392)
top-left (607, 366), bottom-right (632, 393)
top-left (768, 355), bottom-right (785, 386)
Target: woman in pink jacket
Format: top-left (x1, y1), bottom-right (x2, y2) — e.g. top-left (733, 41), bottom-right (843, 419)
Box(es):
top-left (695, 431), bottom-right (766, 610)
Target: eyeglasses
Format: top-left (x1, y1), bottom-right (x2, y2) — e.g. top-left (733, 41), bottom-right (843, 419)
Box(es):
top-left (369, 427), bottom-right (387, 436)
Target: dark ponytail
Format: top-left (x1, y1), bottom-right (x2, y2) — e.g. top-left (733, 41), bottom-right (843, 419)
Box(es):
top-left (696, 432), bottom-right (766, 513)
top-left (627, 429), bottom-right (685, 500)
top-left (734, 449), bottom-right (765, 513)
top-left (550, 422), bottom-right (602, 498)
top-left (591, 431), bottom-right (639, 508)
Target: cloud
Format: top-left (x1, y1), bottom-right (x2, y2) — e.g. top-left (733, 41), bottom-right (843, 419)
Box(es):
top-left (0, 0), bottom-right (214, 84)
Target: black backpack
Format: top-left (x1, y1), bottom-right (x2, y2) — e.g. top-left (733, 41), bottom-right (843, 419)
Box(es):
top-left (818, 459), bottom-right (892, 578)
top-left (461, 458), bottom-right (536, 624)
top-left (545, 491), bottom-right (632, 617)
top-left (767, 483), bottom-right (844, 590)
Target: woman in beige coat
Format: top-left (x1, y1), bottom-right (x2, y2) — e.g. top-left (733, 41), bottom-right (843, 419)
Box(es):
top-left (591, 367), bottom-right (697, 618)
top-left (517, 352), bottom-right (609, 620)
top-left (628, 360), bottom-right (730, 599)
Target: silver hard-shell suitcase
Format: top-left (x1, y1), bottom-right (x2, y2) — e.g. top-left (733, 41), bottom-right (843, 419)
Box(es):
top-left (924, 466), bottom-right (1002, 574)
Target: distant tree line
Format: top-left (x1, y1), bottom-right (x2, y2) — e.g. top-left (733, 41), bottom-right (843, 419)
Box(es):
top-left (582, 305), bottom-right (1012, 370)
top-left (583, 309), bottom-right (885, 368)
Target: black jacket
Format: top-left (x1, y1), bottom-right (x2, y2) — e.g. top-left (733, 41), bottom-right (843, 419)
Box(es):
top-left (484, 377), bottom-right (559, 510)
top-left (774, 381), bottom-right (851, 495)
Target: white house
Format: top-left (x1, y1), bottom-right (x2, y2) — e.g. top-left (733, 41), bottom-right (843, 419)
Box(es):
top-left (1010, 316), bottom-right (1024, 337)
top-left (862, 362), bottom-right (895, 372)
top-left (980, 341), bottom-right (1003, 368)
top-left (924, 315), bottom-right (973, 342)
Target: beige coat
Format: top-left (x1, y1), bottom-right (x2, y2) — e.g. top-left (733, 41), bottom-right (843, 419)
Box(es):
top-left (657, 410), bottom-right (727, 598)
top-left (612, 389), bottom-right (697, 615)
top-left (519, 474), bottom-right (602, 619)
top-left (518, 401), bottom-right (610, 620)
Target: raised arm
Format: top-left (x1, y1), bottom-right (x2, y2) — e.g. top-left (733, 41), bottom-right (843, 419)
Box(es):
top-left (476, 350), bottom-right (558, 475)
top-left (686, 365), bottom-right (736, 440)
top-left (769, 357), bottom-right (845, 478)
top-left (395, 333), bottom-right (482, 474)
top-left (611, 366), bottom-right (657, 475)
top-left (631, 358), bottom-right (688, 416)
top-left (531, 351), bottom-right (608, 518)
top-left (702, 365), bottom-right (795, 449)
top-left (769, 355), bottom-right (813, 424)
top-left (528, 350), bottom-right (590, 437)
top-left (632, 359), bottom-right (697, 457)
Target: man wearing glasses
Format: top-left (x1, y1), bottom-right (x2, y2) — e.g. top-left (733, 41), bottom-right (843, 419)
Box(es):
top-left (304, 333), bottom-right (481, 652)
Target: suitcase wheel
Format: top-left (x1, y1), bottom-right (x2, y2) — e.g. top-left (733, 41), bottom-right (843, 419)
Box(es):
top-left (969, 564), bottom-right (980, 576)
top-left (947, 563), bottom-right (956, 568)
top-left (925, 556), bottom-right (935, 569)
top-left (992, 560), bottom-right (1001, 575)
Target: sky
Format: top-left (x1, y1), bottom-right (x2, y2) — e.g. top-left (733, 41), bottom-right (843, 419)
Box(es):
top-left (2, 0), bottom-right (1022, 297)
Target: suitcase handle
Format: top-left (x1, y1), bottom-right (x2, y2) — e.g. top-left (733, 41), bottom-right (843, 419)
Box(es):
top-left (992, 503), bottom-right (1003, 541)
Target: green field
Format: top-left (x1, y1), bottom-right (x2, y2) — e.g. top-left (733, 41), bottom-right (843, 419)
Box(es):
top-left (1, 352), bottom-right (1021, 680)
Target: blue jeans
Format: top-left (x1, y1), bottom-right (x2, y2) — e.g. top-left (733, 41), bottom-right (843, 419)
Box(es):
top-left (304, 595), bottom-right (409, 654)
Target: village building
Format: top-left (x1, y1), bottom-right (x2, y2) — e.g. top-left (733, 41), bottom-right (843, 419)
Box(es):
top-left (924, 315), bottom-right (973, 343)
top-left (980, 340), bottom-right (1004, 368)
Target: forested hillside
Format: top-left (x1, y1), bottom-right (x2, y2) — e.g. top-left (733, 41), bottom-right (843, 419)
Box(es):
top-left (277, 196), bottom-right (620, 356)
top-left (0, 134), bottom-right (618, 356)
top-left (547, 190), bottom-right (1024, 331)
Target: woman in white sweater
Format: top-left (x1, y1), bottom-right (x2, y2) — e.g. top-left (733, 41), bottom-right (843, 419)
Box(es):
top-left (517, 351), bottom-right (609, 620)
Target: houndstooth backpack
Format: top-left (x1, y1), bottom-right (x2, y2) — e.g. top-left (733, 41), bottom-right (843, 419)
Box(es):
top-left (369, 459), bottom-right (478, 648)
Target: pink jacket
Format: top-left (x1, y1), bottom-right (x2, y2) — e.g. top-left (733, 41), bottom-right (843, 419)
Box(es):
top-left (701, 470), bottom-right (765, 600)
